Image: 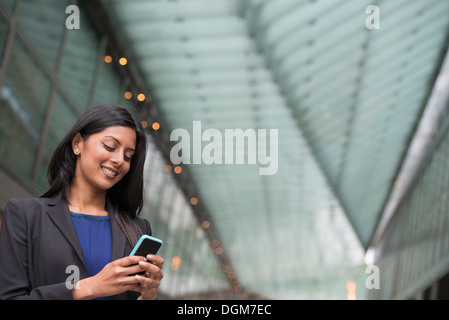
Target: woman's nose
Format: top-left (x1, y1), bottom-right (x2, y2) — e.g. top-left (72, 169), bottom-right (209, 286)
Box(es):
top-left (110, 150), bottom-right (124, 165)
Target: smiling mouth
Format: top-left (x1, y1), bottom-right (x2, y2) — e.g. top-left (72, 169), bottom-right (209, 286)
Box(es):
top-left (101, 166), bottom-right (118, 177)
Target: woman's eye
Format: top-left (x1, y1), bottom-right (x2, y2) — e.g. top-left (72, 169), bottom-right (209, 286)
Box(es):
top-left (104, 143), bottom-right (132, 161)
top-left (103, 144), bottom-right (115, 151)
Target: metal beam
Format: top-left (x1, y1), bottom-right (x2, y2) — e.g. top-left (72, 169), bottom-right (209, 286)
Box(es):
top-left (370, 43), bottom-right (449, 249)
top-left (31, 13), bottom-right (69, 184)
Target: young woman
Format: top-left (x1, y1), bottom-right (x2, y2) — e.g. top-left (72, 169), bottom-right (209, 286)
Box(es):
top-left (0, 104), bottom-right (164, 300)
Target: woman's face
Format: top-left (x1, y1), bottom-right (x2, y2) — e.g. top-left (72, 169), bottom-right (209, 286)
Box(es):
top-left (72, 125), bottom-right (137, 192)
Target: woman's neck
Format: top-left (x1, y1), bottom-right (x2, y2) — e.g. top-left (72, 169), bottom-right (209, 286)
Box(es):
top-left (68, 184), bottom-right (108, 216)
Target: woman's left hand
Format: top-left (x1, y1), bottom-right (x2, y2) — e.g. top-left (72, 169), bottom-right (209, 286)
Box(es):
top-left (135, 254), bottom-right (164, 300)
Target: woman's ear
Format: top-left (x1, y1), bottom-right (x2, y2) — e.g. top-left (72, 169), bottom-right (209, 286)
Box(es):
top-left (72, 132), bottom-right (83, 156)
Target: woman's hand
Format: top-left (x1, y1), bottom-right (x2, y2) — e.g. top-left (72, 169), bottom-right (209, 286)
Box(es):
top-left (72, 255), bottom-right (147, 300)
top-left (134, 254), bottom-right (164, 300)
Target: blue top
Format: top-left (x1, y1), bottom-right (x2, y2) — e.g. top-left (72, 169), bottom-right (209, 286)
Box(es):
top-left (70, 212), bottom-right (112, 300)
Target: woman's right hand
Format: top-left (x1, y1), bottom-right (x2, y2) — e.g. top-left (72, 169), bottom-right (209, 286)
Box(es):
top-left (72, 255), bottom-right (147, 300)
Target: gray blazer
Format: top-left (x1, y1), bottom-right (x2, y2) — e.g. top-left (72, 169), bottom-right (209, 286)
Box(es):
top-left (0, 192), bottom-right (151, 300)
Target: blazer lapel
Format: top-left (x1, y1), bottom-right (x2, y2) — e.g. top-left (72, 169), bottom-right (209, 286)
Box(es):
top-left (45, 194), bottom-right (127, 268)
top-left (107, 199), bottom-right (127, 262)
top-left (45, 193), bottom-right (87, 272)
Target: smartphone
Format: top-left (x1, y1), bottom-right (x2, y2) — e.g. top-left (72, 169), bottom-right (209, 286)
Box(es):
top-left (129, 235), bottom-right (163, 276)
top-left (130, 234), bottom-right (163, 257)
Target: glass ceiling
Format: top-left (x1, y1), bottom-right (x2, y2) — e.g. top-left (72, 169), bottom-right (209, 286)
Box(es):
top-left (103, 0), bottom-right (449, 299)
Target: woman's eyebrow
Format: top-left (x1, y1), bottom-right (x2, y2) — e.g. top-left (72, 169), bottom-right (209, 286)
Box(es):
top-left (104, 135), bottom-right (135, 151)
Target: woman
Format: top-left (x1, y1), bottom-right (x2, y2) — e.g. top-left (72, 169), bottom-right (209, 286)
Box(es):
top-left (0, 104), bottom-right (164, 300)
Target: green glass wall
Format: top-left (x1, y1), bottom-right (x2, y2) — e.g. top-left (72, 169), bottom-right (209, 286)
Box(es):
top-left (0, 0), bottom-right (229, 298)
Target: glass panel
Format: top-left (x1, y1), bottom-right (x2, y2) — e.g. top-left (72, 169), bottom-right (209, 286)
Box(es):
top-left (35, 93), bottom-right (78, 191)
top-left (119, 96), bottom-right (139, 115)
top-left (0, 12), bottom-right (8, 58)
top-left (18, 0), bottom-right (68, 69)
top-left (90, 56), bottom-right (122, 107)
top-left (59, 8), bottom-right (98, 111)
top-left (1, 0), bottom-right (16, 12)
top-left (0, 36), bottom-right (50, 180)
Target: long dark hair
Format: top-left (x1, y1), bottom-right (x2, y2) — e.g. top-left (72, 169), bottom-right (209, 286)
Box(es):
top-left (41, 104), bottom-right (147, 245)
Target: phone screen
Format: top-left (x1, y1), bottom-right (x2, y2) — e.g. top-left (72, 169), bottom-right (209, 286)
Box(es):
top-left (130, 235), bottom-right (163, 257)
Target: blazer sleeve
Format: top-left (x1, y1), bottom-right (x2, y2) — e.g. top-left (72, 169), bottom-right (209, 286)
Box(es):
top-left (136, 216), bottom-right (152, 237)
top-left (144, 217), bottom-right (152, 236)
top-left (0, 199), bottom-right (74, 300)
